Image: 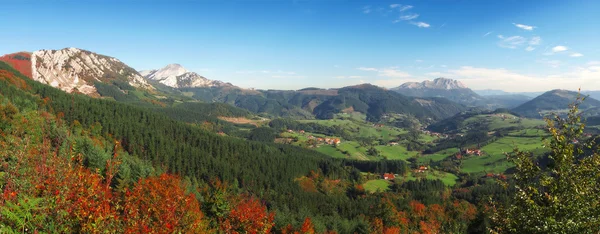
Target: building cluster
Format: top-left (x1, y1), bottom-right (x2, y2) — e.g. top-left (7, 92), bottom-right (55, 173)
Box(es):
top-left (422, 130), bottom-right (448, 138)
top-left (414, 166), bottom-right (428, 173)
top-left (307, 135), bottom-right (341, 145)
top-left (462, 148), bottom-right (482, 156)
top-left (382, 173), bottom-right (396, 180)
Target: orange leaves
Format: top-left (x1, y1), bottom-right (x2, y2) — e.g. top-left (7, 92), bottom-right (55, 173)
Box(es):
top-left (0, 52), bottom-right (33, 78)
top-left (409, 200), bottom-right (426, 218)
top-left (123, 174), bottom-right (207, 233)
top-left (220, 196), bottom-right (275, 234)
top-left (300, 217), bottom-right (316, 234)
top-left (0, 70), bottom-right (29, 89)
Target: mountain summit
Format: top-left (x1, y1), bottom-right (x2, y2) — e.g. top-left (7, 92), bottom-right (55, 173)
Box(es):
top-left (31, 47), bottom-right (153, 96)
top-left (398, 78), bottom-right (468, 90)
top-left (392, 78), bottom-right (483, 106)
top-left (140, 64), bottom-right (232, 88)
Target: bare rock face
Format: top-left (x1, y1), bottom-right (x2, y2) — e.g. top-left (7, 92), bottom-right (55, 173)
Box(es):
top-left (31, 47), bottom-right (153, 95)
top-left (140, 64), bottom-right (233, 88)
top-left (399, 77), bottom-right (468, 90)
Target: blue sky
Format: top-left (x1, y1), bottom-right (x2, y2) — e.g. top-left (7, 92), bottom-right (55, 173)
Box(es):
top-left (1, 0), bottom-right (599, 91)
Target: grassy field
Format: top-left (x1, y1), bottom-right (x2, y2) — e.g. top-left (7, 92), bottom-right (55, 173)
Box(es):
top-left (375, 145), bottom-right (420, 161)
top-left (462, 114), bottom-right (545, 132)
top-left (418, 148), bottom-right (459, 164)
top-left (399, 170), bottom-right (459, 186)
top-left (461, 136), bottom-right (546, 173)
top-left (315, 145), bottom-right (348, 159)
top-left (363, 179), bottom-right (391, 193)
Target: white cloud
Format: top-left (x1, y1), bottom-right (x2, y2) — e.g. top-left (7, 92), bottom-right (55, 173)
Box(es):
top-left (399, 13), bottom-right (419, 21)
top-left (427, 66), bottom-right (600, 92)
top-left (441, 65), bottom-right (448, 68)
top-left (483, 31), bottom-right (493, 37)
top-left (390, 4), bottom-right (413, 11)
top-left (570, 53), bottom-right (584, 57)
top-left (497, 35), bottom-right (504, 39)
top-left (415, 59), bottom-right (424, 63)
top-left (498, 36), bottom-right (527, 49)
top-left (410, 21), bottom-right (430, 28)
top-left (357, 67), bottom-right (378, 71)
top-left (357, 67), bottom-right (412, 78)
top-left (552, 45), bottom-right (568, 52)
top-left (399, 5), bottom-right (413, 11)
top-left (529, 36), bottom-right (541, 45)
top-left (513, 23), bottom-right (535, 31)
top-left (362, 6), bottom-right (372, 14)
top-left (525, 46), bottom-right (535, 51)
top-left (379, 68), bottom-right (412, 78)
top-left (588, 61), bottom-right (600, 65)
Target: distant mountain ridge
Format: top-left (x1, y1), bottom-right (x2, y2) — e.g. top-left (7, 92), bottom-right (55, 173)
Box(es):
top-left (140, 64), bottom-right (233, 88)
top-left (512, 89), bottom-right (600, 118)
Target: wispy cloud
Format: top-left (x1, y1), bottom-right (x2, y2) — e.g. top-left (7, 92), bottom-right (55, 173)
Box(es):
top-left (588, 61), bottom-right (600, 65)
top-left (529, 36), bottom-right (541, 45)
top-left (552, 45), bottom-right (568, 52)
top-left (362, 6), bottom-right (372, 14)
top-left (390, 4), bottom-right (413, 12)
top-left (513, 23), bottom-right (535, 31)
top-left (399, 5), bottom-right (413, 12)
top-left (524, 36), bottom-right (542, 51)
top-left (358, 67), bottom-right (378, 71)
top-left (369, 4), bottom-right (428, 28)
top-left (410, 21), bottom-right (430, 28)
top-left (498, 36), bottom-right (527, 49)
top-left (483, 31), bottom-right (493, 37)
top-left (357, 67), bottom-right (411, 78)
top-left (399, 13), bottom-right (419, 21)
top-left (570, 53), bottom-right (584, 57)
top-left (415, 59), bottom-right (424, 63)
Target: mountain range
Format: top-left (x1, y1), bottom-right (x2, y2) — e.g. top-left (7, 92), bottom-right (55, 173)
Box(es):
top-left (1, 47), bottom-right (598, 122)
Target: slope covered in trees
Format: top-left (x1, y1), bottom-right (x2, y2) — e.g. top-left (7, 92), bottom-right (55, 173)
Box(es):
top-left (0, 61), bottom-right (485, 232)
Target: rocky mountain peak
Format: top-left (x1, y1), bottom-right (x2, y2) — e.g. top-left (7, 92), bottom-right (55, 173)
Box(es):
top-left (399, 78), bottom-right (468, 90)
top-left (31, 47), bottom-right (152, 96)
top-left (140, 64), bottom-right (233, 89)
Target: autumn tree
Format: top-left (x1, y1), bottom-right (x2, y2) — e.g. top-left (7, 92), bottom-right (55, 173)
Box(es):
top-left (220, 195), bottom-right (275, 234)
top-left (123, 174), bottom-right (207, 233)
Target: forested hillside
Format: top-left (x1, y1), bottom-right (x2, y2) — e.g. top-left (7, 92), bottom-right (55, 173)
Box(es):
top-left (0, 61), bottom-right (484, 233)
